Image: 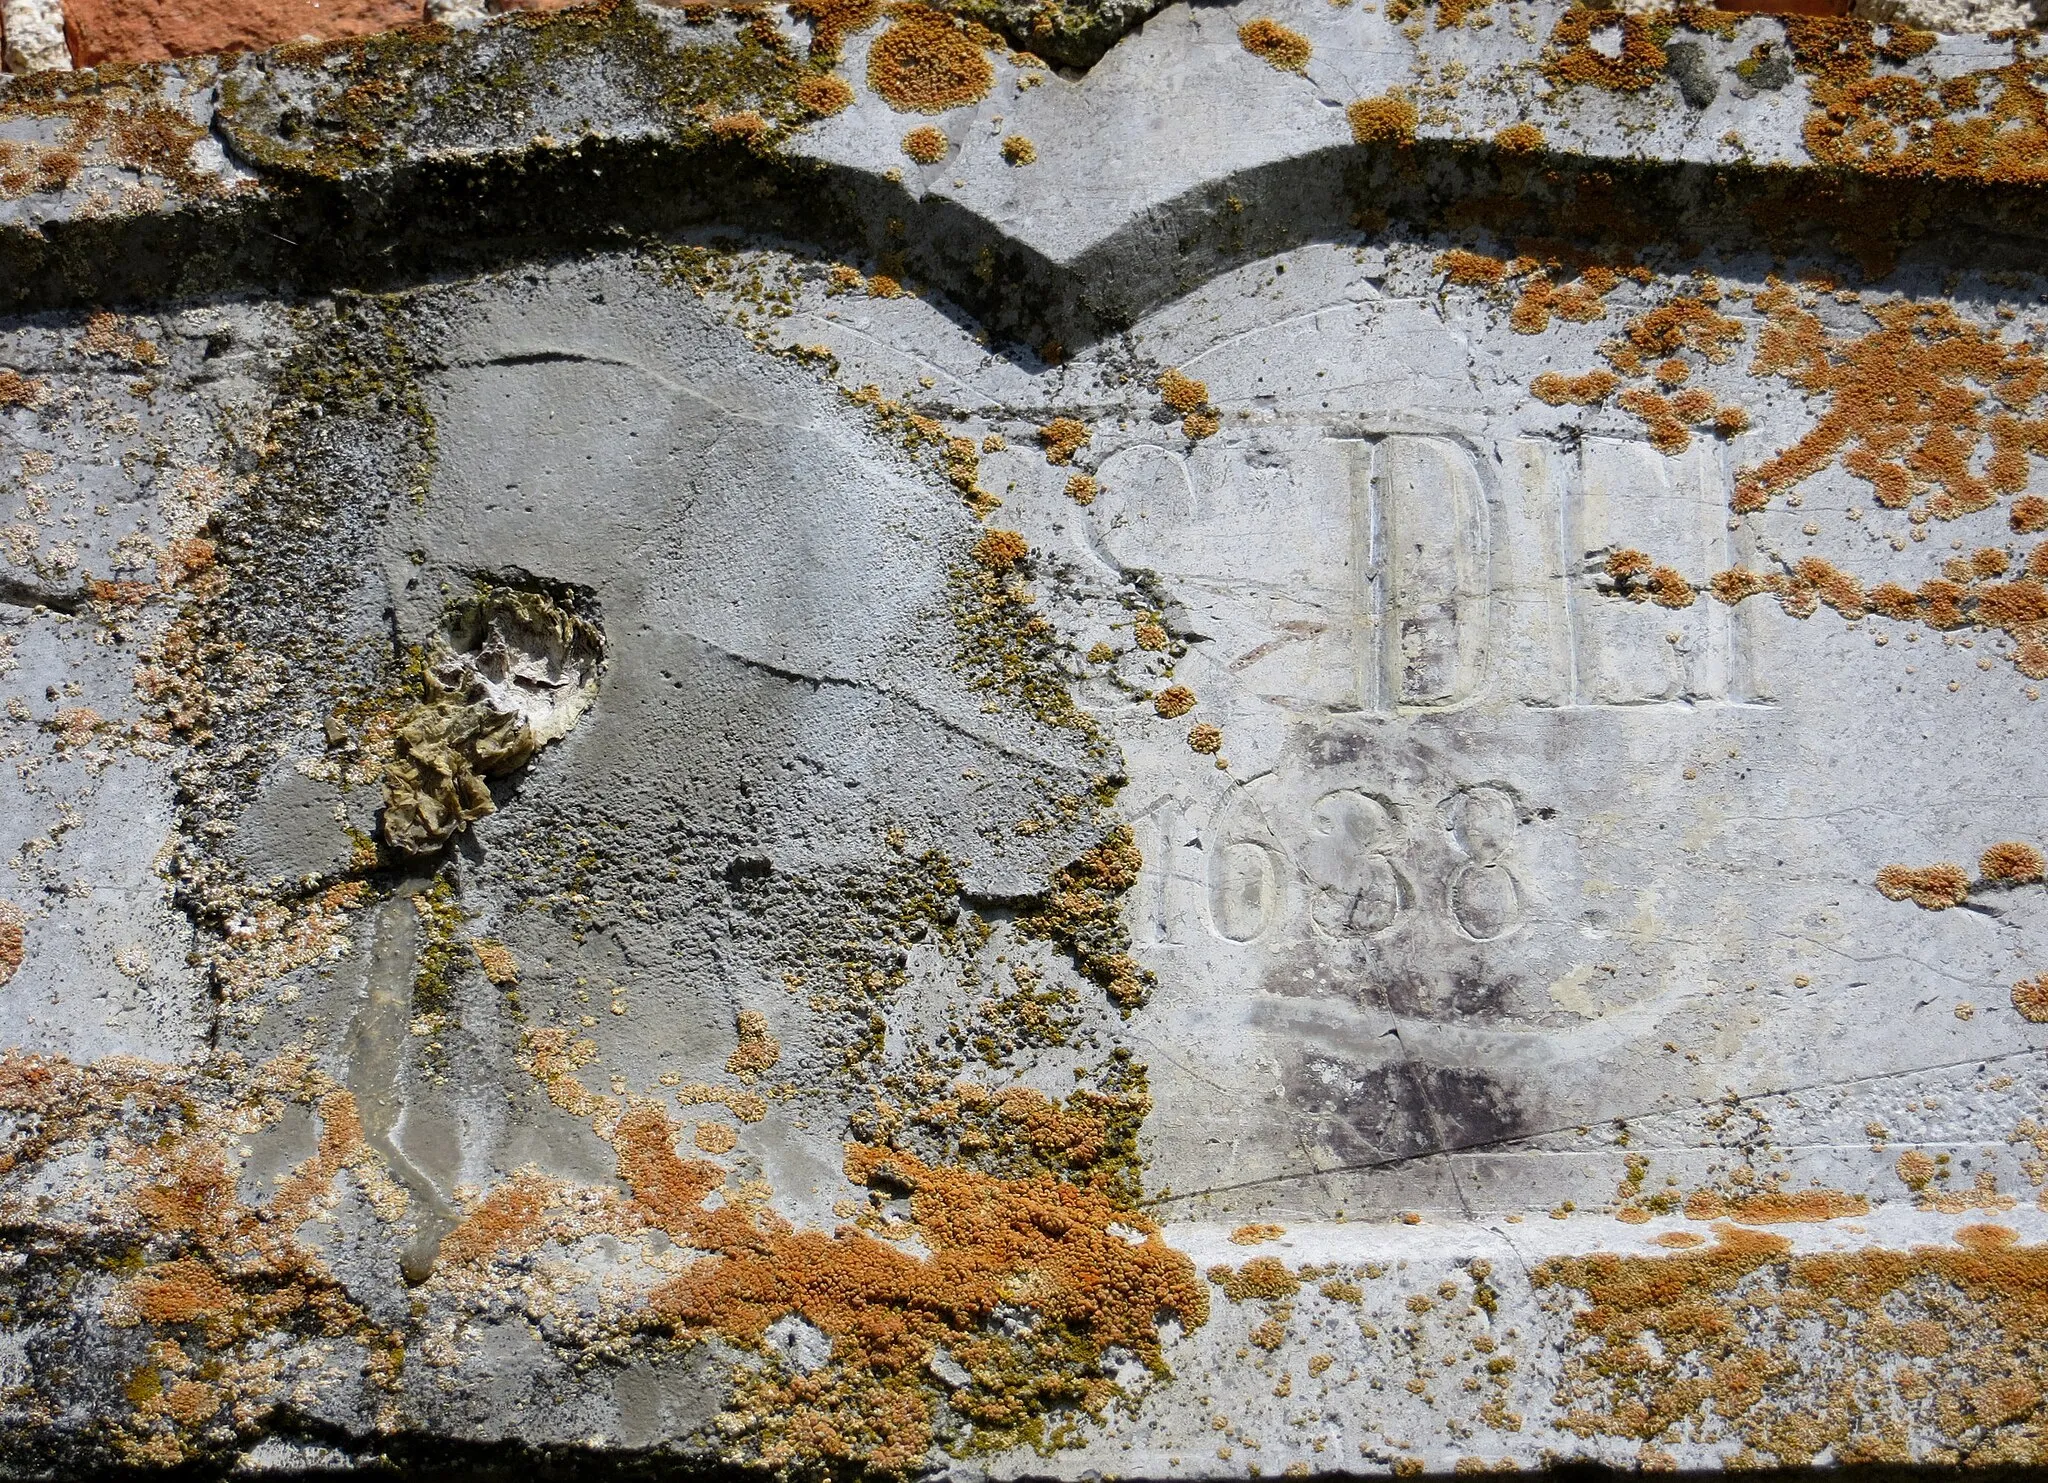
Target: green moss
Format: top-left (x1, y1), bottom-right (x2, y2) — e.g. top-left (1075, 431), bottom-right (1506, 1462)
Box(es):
top-left (218, 1), bottom-right (837, 184)
top-left (411, 874), bottom-right (471, 1020)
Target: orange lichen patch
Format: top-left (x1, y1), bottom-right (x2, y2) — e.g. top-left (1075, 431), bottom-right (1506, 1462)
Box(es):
top-left (1897, 1148), bottom-right (1938, 1190)
top-left (1608, 294), bottom-right (1746, 373)
top-left (1209, 1255), bottom-right (1301, 1302)
top-left (1238, 17), bottom-right (1311, 70)
top-left (695, 1121), bottom-right (741, 1154)
top-left (1654, 1231), bottom-right (1706, 1249)
top-left (1016, 828), bottom-right (1152, 1011)
top-left (129, 1259), bottom-right (236, 1327)
top-left (1532, 370), bottom-right (1619, 406)
top-left (971, 528), bottom-right (1029, 571)
top-left (1438, 249), bottom-right (1507, 287)
top-left (1736, 286), bottom-right (2048, 519)
top-left (1038, 418), bottom-right (1090, 465)
top-left (438, 1169), bottom-right (599, 1268)
top-left (2013, 976), bottom-right (2048, 1024)
top-left (1158, 368), bottom-right (1209, 414)
top-left (1875, 863), bottom-right (1971, 911)
top-left (1062, 473), bottom-right (1100, 506)
top-left (1786, 17), bottom-right (2048, 188)
top-left (1509, 273), bottom-right (1611, 335)
top-left (207, 880), bottom-right (370, 1003)
top-left (1916, 1171), bottom-right (2016, 1216)
top-left (2014, 496), bottom-right (2048, 534)
top-left (1188, 722), bottom-right (1223, 755)
top-left (1182, 410), bottom-right (1221, 440)
top-left (79, 312), bottom-right (158, 365)
top-left (1705, 538), bottom-right (2048, 677)
top-left (867, 273), bottom-right (904, 298)
top-left (1544, 9), bottom-right (1667, 92)
top-left (1001, 133), bottom-right (1036, 165)
top-left (0, 369), bottom-right (50, 409)
top-left (675, 1082), bottom-right (771, 1123)
top-left (520, 1026), bottom-right (613, 1120)
top-left (0, 902), bottom-right (21, 988)
top-left (1605, 550), bottom-right (1696, 609)
top-left (866, 4), bottom-right (995, 113)
top-left (795, 73), bottom-right (856, 115)
top-left (1231, 1223), bottom-right (1286, 1245)
top-left (471, 938), bottom-right (519, 986)
top-left (1153, 685), bottom-right (1196, 719)
top-left (1134, 622), bottom-right (1168, 651)
top-left (901, 124), bottom-right (947, 162)
top-left (1347, 91), bottom-right (1417, 146)
top-left (597, 1110), bottom-right (1206, 1473)
top-left (711, 110), bottom-right (772, 144)
top-left (1537, 1225), bottom-right (2048, 1463)
top-left (1686, 1189), bottom-right (1871, 1224)
top-left (1982, 841), bottom-right (2046, 884)
top-left (161, 1379), bottom-right (220, 1427)
top-left (1494, 122), bottom-right (1544, 154)
top-left (790, 0), bottom-right (882, 56)
top-left (726, 1009), bottom-right (782, 1080)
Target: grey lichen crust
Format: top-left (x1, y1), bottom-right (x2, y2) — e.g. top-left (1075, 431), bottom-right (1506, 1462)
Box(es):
top-left (5, 1), bottom-right (2048, 1480)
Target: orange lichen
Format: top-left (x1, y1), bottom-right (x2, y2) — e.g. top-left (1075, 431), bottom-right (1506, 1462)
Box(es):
top-left (2013, 976), bottom-right (2048, 1024)
top-left (1158, 368), bottom-right (1209, 414)
top-left (1134, 622), bottom-right (1168, 651)
top-left (1064, 474), bottom-right (1098, 505)
top-left (866, 5), bottom-right (995, 113)
top-left (795, 73), bottom-right (857, 115)
top-left (1686, 1189), bottom-right (1871, 1224)
top-left (971, 529), bottom-right (1029, 571)
top-left (0, 368), bottom-right (49, 408)
top-left (1001, 133), bottom-right (1036, 165)
top-left (710, 110), bottom-right (771, 143)
top-left (1188, 722), bottom-right (1223, 755)
top-left (695, 1121), bottom-right (740, 1153)
top-left (1182, 410), bottom-right (1221, 440)
top-left (1231, 1223), bottom-right (1285, 1245)
top-left (0, 902), bottom-right (22, 989)
top-left (1209, 1256), bottom-right (1300, 1302)
top-left (1494, 122), bottom-right (1545, 154)
top-left (471, 939), bottom-right (518, 986)
top-left (1982, 841), bottom-right (2046, 884)
top-left (1897, 1149), bottom-right (1938, 1190)
top-left (1544, 10), bottom-right (1667, 92)
top-left (1038, 417), bottom-right (1090, 464)
top-left (726, 1009), bottom-right (783, 1079)
top-left (1736, 286), bottom-right (2048, 519)
top-left (1438, 249), bottom-right (1507, 287)
top-left (1153, 685), bottom-right (1196, 719)
top-left (596, 1109), bottom-right (1208, 1472)
top-left (1787, 17), bottom-right (2048, 188)
top-left (901, 124), bottom-right (947, 162)
top-left (2013, 496), bottom-right (2048, 534)
top-left (1537, 1224), bottom-right (2048, 1464)
top-left (790, 0), bottom-right (882, 57)
top-left (1532, 370), bottom-right (1619, 406)
top-left (1347, 92), bottom-right (1417, 146)
top-left (1238, 17), bottom-right (1311, 70)
top-left (1875, 863), bottom-right (1971, 910)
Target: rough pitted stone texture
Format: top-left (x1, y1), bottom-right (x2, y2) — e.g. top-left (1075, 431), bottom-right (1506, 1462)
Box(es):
top-left (1, 0), bottom-right (68, 71)
top-left (61, 0), bottom-right (422, 66)
top-left (4, 1), bottom-right (2048, 1478)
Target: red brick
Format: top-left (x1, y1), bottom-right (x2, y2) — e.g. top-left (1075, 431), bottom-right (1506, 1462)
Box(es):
top-left (65, 0), bottom-right (423, 67)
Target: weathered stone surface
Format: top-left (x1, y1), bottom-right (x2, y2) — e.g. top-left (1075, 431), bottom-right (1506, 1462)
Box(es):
top-left (4, 1), bottom-right (2048, 1478)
